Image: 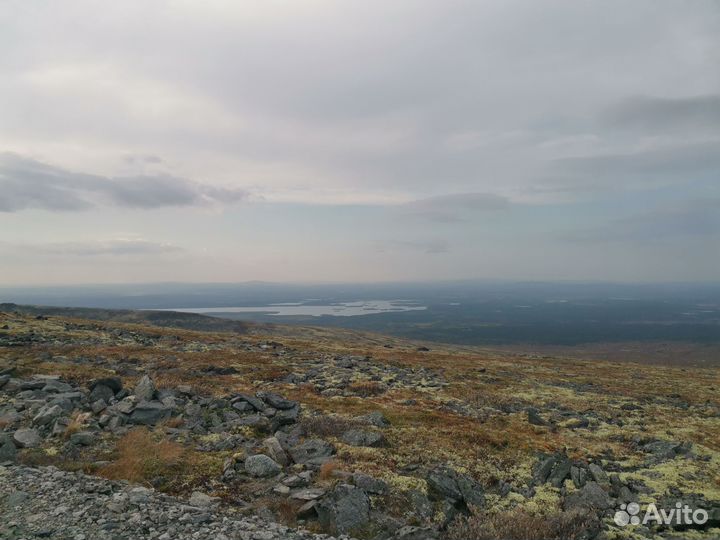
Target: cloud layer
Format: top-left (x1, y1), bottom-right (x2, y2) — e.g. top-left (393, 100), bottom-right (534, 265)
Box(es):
top-left (0, 1), bottom-right (719, 283)
top-left (0, 153), bottom-right (247, 212)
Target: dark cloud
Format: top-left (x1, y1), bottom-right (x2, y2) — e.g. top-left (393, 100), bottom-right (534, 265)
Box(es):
top-left (399, 193), bottom-right (510, 222)
top-left (0, 153), bottom-right (248, 212)
top-left (602, 94), bottom-right (720, 132)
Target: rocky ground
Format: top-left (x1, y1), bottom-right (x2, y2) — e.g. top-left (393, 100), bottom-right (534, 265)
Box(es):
top-left (1, 308), bottom-right (719, 539)
top-left (0, 464), bottom-right (344, 540)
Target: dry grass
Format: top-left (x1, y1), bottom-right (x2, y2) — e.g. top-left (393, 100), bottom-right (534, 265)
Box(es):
top-left (444, 508), bottom-right (598, 540)
top-left (63, 411), bottom-right (91, 440)
top-left (347, 380), bottom-right (387, 396)
top-left (301, 414), bottom-right (361, 437)
top-left (99, 428), bottom-right (186, 486)
top-left (318, 460), bottom-right (341, 482)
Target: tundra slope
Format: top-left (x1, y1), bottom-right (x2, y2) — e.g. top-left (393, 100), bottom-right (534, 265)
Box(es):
top-left (0, 307), bottom-right (719, 539)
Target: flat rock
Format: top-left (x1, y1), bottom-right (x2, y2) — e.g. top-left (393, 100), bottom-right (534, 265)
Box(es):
top-left (340, 429), bottom-right (386, 448)
top-left (245, 454), bottom-right (282, 477)
top-left (289, 439), bottom-right (335, 464)
top-left (129, 402), bottom-right (172, 425)
top-left (13, 428), bottom-right (42, 448)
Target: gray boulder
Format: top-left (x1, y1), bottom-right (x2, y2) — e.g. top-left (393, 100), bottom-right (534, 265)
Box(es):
top-left (0, 433), bottom-right (17, 463)
top-left (427, 468), bottom-right (463, 502)
top-left (353, 473), bottom-right (388, 494)
top-left (289, 439), bottom-right (335, 464)
top-left (134, 375), bottom-right (157, 402)
top-left (588, 463), bottom-right (609, 486)
top-left (42, 380), bottom-right (73, 393)
top-left (341, 429), bottom-right (386, 448)
top-left (33, 404), bottom-right (64, 426)
top-left (90, 384), bottom-right (115, 403)
top-left (245, 454), bottom-right (282, 477)
top-left (317, 484), bottom-right (370, 534)
top-left (564, 481), bottom-right (611, 511)
top-left (263, 437), bottom-right (289, 466)
top-left (258, 392), bottom-right (297, 410)
top-left (570, 465), bottom-right (588, 488)
top-left (129, 402), bottom-right (172, 425)
top-left (69, 431), bottom-right (95, 446)
top-left (13, 428), bottom-right (41, 448)
top-left (427, 466), bottom-right (484, 508)
top-left (230, 393), bottom-right (264, 412)
top-left (189, 491), bottom-right (219, 508)
top-left (90, 377), bottom-right (123, 393)
top-left (547, 455), bottom-right (572, 488)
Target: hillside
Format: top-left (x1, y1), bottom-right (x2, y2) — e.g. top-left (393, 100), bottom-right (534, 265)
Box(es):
top-left (0, 307), bottom-right (719, 539)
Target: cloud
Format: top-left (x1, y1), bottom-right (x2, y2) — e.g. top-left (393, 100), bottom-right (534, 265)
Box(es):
top-left (562, 199), bottom-right (720, 243)
top-left (1, 238), bottom-right (183, 257)
top-left (0, 153), bottom-right (248, 212)
top-left (543, 141), bottom-right (720, 195)
top-left (399, 193), bottom-right (510, 222)
top-left (602, 94), bottom-right (720, 132)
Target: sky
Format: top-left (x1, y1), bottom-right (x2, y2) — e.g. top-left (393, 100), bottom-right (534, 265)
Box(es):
top-left (1, 0), bottom-right (719, 285)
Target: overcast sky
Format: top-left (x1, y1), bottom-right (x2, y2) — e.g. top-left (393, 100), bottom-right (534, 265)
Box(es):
top-left (1, 0), bottom-right (719, 284)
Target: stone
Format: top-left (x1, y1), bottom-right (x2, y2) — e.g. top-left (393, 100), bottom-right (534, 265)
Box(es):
top-left (392, 526), bottom-right (440, 540)
top-left (69, 431), bottom-right (95, 446)
top-left (316, 484), bottom-right (370, 534)
top-left (296, 500), bottom-right (318, 519)
top-left (340, 429), bottom-right (386, 448)
top-left (232, 401), bottom-right (254, 413)
top-left (353, 473), bottom-right (388, 494)
top-left (230, 393), bottom-right (264, 412)
top-left (90, 384), bottom-right (115, 403)
top-left (427, 468), bottom-right (463, 502)
top-left (245, 454), bottom-right (282, 477)
top-left (13, 428), bottom-right (42, 448)
top-left (263, 437), bottom-right (289, 466)
top-left (115, 397), bottom-right (137, 415)
top-left (356, 411), bottom-right (390, 428)
top-left (289, 488), bottom-right (327, 501)
top-left (532, 454), bottom-right (558, 485)
top-left (527, 407), bottom-right (547, 426)
top-left (547, 455), bottom-right (572, 488)
top-left (134, 375), bottom-right (157, 402)
top-left (272, 406), bottom-right (300, 429)
top-left (91, 399), bottom-right (108, 414)
top-left (129, 402), bottom-right (172, 425)
top-left (33, 404), bottom-right (64, 426)
top-left (588, 463), bottom-right (609, 486)
top-left (570, 465), bottom-right (588, 488)
top-left (189, 491), bottom-right (219, 508)
top-left (258, 392), bottom-right (297, 410)
top-left (289, 439), bottom-right (335, 464)
top-left (90, 377), bottom-right (123, 393)
top-left (0, 441), bottom-right (17, 462)
top-left (42, 380), bottom-right (73, 393)
top-left (563, 481), bottom-right (611, 511)
top-left (5, 491), bottom-right (30, 507)
top-left (455, 473), bottom-right (485, 508)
